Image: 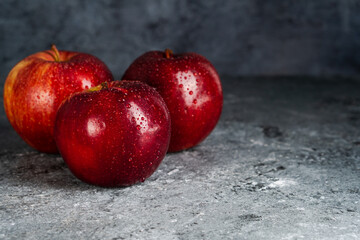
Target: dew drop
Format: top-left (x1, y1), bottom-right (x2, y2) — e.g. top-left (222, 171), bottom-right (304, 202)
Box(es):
top-left (136, 125), bottom-right (141, 130)
top-left (179, 84), bottom-right (183, 88)
top-left (189, 91), bottom-right (193, 95)
top-left (141, 117), bottom-right (144, 120)
top-left (128, 157), bottom-right (133, 162)
top-left (126, 104), bottom-right (131, 108)
top-left (193, 99), bottom-right (197, 104)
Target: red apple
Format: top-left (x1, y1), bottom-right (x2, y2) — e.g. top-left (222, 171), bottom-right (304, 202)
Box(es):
top-left (3, 45), bottom-right (114, 153)
top-left (122, 49), bottom-right (223, 152)
top-left (54, 80), bottom-right (171, 187)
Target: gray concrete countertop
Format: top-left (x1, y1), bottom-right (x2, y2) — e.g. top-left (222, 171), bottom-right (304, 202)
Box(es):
top-left (1, 77), bottom-right (360, 239)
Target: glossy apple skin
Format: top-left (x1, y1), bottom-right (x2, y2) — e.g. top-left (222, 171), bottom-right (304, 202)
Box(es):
top-left (4, 49), bottom-right (114, 153)
top-left (54, 81), bottom-right (171, 187)
top-left (122, 50), bottom-right (223, 152)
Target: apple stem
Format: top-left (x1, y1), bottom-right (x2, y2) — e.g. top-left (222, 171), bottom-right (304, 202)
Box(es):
top-left (101, 82), bottom-right (109, 89)
top-left (164, 48), bottom-right (173, 59)
top-left (50, 44), bottom-right (61, 62)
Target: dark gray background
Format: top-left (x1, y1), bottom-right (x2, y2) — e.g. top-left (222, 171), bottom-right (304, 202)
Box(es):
top-left (1, 0), bottom-right (360, 82)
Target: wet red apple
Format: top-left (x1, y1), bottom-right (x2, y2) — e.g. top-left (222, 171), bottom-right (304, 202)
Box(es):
top-left (122, 49), bottom-right (223, 152)
top-left (54, 81), bottom-right (171, 187)
top-left (3, 45), bottom-right (114, 153)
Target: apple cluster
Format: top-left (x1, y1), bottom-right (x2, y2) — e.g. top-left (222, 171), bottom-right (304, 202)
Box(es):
top-left (4, 46), bottom-right (223, 187)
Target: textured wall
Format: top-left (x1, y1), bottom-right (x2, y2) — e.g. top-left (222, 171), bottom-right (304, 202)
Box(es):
top-left (1, 0), bottom-right (360, 82)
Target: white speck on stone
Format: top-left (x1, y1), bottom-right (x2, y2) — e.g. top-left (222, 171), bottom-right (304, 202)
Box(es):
top-left (268, 178), bottom-right (297, 188)
top-left (167, 168), bottom-right (179, 175)
top-left (250, 139), bottom-right (264, 146)
top-left (265, 152), bottom-right (276, 161)
top-left (283, 233), bottom-right (305, 239)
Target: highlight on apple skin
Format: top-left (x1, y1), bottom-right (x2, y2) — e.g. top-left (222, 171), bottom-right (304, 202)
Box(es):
top-left (122, 49), bottom-right (223, 152)
top-left (3, 45), bottom-right (114, 153)
top-left (54, 81), bottom-right (171, 187)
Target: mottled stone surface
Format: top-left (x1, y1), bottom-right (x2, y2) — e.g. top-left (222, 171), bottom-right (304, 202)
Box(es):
top-left (1, 77), bottom-right (360, 239)
top-left (1, 0), bottom-right (360, 84)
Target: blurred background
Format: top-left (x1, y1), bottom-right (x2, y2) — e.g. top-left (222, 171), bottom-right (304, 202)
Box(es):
top-left (1, 0), bottom-right (360, 82)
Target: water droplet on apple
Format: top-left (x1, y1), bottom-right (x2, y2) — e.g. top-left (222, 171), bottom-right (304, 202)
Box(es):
top-left (127, 104), bottom-right (131, 108)
top-left (141, 117), bottom-right (144, 120)
top-left (128, 158), bottom-right (133, 162)
top-left (189, 91), bottom-right (193, 95)
top-left (193, 99), bottom-right (197, 104)
top-left (136, 125), bottom-right (141, 130)
top-left (179, 84), bottom-right (183, 88)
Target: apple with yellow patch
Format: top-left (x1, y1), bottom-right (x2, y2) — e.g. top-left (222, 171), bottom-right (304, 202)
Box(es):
top-left (4, 45), bottom-right (114, 153)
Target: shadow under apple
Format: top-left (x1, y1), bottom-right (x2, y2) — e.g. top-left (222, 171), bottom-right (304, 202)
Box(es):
top-left (3, 151), bottom-right (94, 190)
